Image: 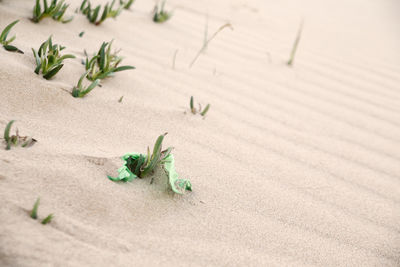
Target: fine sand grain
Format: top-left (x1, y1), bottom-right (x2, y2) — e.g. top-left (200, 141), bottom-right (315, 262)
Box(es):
top-left (0, 0), bottom-right (399, 266)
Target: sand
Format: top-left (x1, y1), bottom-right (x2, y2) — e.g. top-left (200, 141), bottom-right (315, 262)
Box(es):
top-left (0, 0), bottom-right (399, 266)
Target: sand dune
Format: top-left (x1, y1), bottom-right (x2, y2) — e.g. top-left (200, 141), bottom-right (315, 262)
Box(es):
top-left (0, 0), bottom-right (399, 266)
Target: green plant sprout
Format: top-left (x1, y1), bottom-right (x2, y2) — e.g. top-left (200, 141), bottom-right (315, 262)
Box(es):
top-left (3, 120), bottom-right (37, 150)
top-left (72, 71), bottom-right (100, 98)
top-left (189, 96), bottom-right (210, 116)
top-left (153, 0), bottom-right (172, 23)
top-left (120, 0), bottom-right (134, 9)
top-left (79, 0), bottom-right (122, 25)
top-left (32, 0), bottom-right (73, 23)
top-left (108, 133), bottom-right (192, 194)
top-left (118, 95), bottom-right (124, 102)
top-left (30, 198), bottom-right (40, 219)
top-left (85, 40), bottom-right (134, 80)
top-left (0, 20), bottom-right (23, 53)
top-left (189, 23), bottom-right (233, 68)
top-left (30, 197), bottom-right (54, 224)
top-left (79, 31), bottom-right (84, 37)
top-left (32, 36), bottom-right (75, 79)
top-left (133, 133), bottom-right (172, 178)
top-left (41, 214), bottom-right (54, 224)
top-left (287, 20), bottom-right (303, 66)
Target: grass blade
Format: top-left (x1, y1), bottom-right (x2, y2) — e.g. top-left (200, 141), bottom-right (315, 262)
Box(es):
top-left (287, 20), bottom-right (303, 66)
top-left (4, 120), bottom-right (15, 150)
top-left (30, 198), bottom-right (40, 219)
top-left (41, 214), bottom-right (53, 224)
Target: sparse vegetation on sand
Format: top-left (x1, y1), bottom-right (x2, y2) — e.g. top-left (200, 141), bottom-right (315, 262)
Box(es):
top-left (79, 0), bottom-right (122, 25)
top-left (0, 20), bottom-right (23, 53)
top-left (3, 120), bottom-right (37, 150)
top-left (32, 36), bottom-right (75, 79)
top-left (85, 40), bottom-right (134, 80)
top-left (30, 198), bottom-right (54, 225)
top-left (287, 20), bottom-right (303, 66)
top-left (108, 133), bottom-right (192, 194)
top-left (153, 0), bottom-right (172, 23)
top-left (72, 71), bottom-right (100, 98)
top-left (189, 96), bottom-right (210, 117)
top-left (32, 0), bottom-right (73, 23)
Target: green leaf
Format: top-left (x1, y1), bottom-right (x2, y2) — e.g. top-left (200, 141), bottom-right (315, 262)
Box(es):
top-left (3, 45), bottom-right (23, 54)
top-left (30, 198), bottom-right (40, 219)
top-left (200, 104), bottom-right (210, 116)
top-left (4, 120), bottom-right (15, 150)
top-left (113, 65), bottom-right (135, 72)
top-left (41, 214), bottom-right (53, 224)
top-left (43, 64), bottom-right (63, 79)
top-left (0, 20), bottom-right (19, 43)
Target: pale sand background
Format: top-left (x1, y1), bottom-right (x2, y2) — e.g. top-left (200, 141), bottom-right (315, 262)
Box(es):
top-left (0, 0), bottom-right (400, 266)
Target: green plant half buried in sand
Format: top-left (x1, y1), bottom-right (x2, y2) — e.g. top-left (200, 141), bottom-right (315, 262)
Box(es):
top-left (85, 40), bottom-right (134, 80)
top-left (72, 71), bottom-right (100, 98)
top-left (32, 36), bottom-right (75, 79)
top-left (79, 0), bottom-right (122, 25)
top-left (3, 120), bottom-right (37, 150)
top-left (153, 0), bottom-right (172, 23)
top-left (32, 0), bottom-right (73, 23)
top-left (108, 133), bottom-right (192, 194)
top-left (0, 20), bottom-right (23, 53)
top-left (189, 96), bottom-right (210, 117)
top-left (30, 197), bottom-right (54, 224)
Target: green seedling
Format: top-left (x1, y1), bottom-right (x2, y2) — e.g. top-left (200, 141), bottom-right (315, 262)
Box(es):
top-left (30, 198), bottom-right (54, 224)
top-left (30, 198), bottom-right (40, 219)
top-left (79, 0), bottom-right (122, 25)
top-left (79, 31), bottom-right (84, 37)
top-left (41, 214), bottom-right (53, 224)
top-left (118, 95), bottom-right (124, 102)
top-left (85, 40), bottom-right (134, 80)
top-left (32, 0), bottom-right (73, 23)
top-left (189, 23), bottom-right (233, 68)
top-left (189, 96), bottom-right (210, 117)
top-left (3, 120), bottom-right (37, 150)
top-left (112, 133), bottom-right (172, 179)
top-left (153, 0), bottom-right (172, 23)
top-left (120, 0), bottom-right (134, 9)
top-left (32, 36), bottom-right (75, 79)
top-left (130, 133), bottom-right (172, 178)
top-left (0, 20), bottom-right (23, 53)
top-left (287, 20), bottom-right (303, 66)
top-left (72, 71), bottom-right (100, 98)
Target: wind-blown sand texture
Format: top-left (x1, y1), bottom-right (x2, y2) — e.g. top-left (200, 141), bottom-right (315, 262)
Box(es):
top-left (0, 0), bottom-right (399, 266)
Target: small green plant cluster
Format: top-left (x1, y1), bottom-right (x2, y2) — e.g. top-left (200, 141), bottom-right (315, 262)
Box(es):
top-left (3, 120), bottom-right (37, 150)
top-left (79, 0), bottom-right (122, 25)
top-left (30, 198), bottom-right (54, 225)
top-left (189, 96), bottom-right (210, 116)
top-left (72, 71), bottom-right (100, 98)
top-left (32, 36), bottom-right (75, 79)
top-left (85, 40), bottom-right (134, 81)
top-left (32, 0), bottom-right (73, 23)
top-left (125, 133), bottom-right (173, 178)
top-left (0, 20), bottom-right (23, 53)
top-left (120, 0), bottom-right (134, 9)
top-left (153, 0), bottom-right (172, 23)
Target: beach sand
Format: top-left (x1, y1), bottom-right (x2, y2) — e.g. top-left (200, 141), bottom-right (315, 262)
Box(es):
top-left (0, 0), bottom-right (399, 266)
